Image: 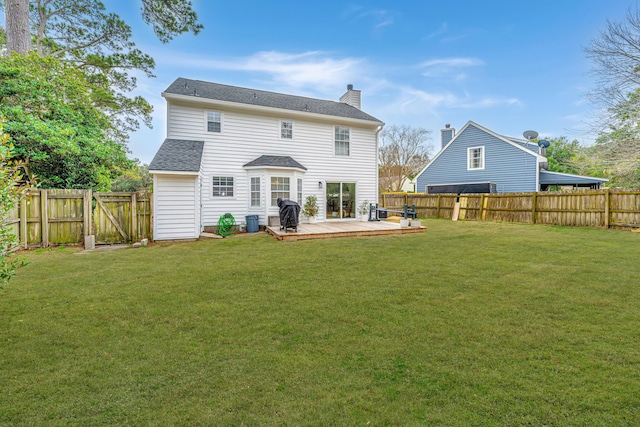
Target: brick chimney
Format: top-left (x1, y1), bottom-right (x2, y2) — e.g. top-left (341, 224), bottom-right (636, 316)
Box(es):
top-left (441, 124), bottom-right (455, 149)
top-left (340, 84), bottom-right (361, 110)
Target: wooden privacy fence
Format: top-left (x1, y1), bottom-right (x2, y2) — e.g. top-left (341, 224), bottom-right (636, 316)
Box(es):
top-left (7, 189), bottom-right (152, 248)
top-left (379, 189), bottom-right (640, 229)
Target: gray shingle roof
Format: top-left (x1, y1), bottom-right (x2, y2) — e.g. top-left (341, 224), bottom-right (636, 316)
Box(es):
top-left (164, 78), bottom-right (382, 123)
top-left (149, 139), bottom-right (204, 172)
top-left (243, 155), bottom-right (307, 170)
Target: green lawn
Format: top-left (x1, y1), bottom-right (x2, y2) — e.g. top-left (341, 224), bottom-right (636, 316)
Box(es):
top-left (2, 220), bottom-right (639, 426)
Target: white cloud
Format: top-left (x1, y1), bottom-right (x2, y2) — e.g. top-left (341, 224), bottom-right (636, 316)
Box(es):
top-left (419, 58), bottom-right (484, 68)
top-left (419, 57), bottom-right (484, 79)
top-left (423, 23), bottom-right (448, 40)
top-left (155, 50), bottom-right (369, 96)
top-left (343, 7), bottom-right (396, 31)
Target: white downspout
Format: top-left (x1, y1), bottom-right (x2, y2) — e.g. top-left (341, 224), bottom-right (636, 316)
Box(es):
top-left (375, 124), bottom-right (384, 205)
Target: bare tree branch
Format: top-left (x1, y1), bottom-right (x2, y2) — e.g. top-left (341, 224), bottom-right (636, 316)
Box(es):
top-left (378, 125), bottom-right (433, 192)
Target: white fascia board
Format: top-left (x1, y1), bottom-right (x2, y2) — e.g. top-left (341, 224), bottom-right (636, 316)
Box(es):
top-left (149, 170), bottom-right (200, 176)
top-left (162, 92), bottom-right (384, 128)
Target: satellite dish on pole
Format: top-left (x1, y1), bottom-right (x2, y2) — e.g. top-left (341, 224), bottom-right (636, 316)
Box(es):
top-left (537, 139), bottom-right (550, 148)
top-left (523, 130), bottom-right (539, 141)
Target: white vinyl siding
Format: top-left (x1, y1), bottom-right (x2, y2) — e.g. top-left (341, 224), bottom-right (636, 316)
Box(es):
top-left (153, 175), bottom-right (199, 240)
top-left (468, 146), bottom-right (484, 170)
top-left (271, 177), bottom-right (290, 206)
top-left (335, 126), bottom-right (350, 156)
top-left (297, 178), bottom-right (303, 205)
top-left (165, 102), bottom-right (379, 227)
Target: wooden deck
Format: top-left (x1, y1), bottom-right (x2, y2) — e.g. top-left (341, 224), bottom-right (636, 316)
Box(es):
top-left (266, 220), bottom-right (426, 241)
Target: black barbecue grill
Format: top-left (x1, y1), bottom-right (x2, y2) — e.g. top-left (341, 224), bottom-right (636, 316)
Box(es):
top-left (277, 198), bottom-right (301, 233)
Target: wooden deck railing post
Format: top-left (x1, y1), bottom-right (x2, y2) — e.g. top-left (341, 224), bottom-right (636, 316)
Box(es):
top-left (41, 189), bottom-right (49, 247)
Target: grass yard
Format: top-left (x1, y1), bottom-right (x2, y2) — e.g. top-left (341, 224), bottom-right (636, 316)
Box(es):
top-left (1, 220), bottom-right (640, 425)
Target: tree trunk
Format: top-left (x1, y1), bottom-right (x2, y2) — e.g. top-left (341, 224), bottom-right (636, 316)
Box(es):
top-left (5, 0), bottom-right (31, 54)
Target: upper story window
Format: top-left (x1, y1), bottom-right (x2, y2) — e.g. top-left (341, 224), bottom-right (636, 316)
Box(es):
top-left (468, 146), bottom-right (485, 170)
top-left (213, 176), bottom-right (233, 197)
top-left (207, 111), bottom-right (221, 133)
top-left (281, 120), bottom-right (293, 139)
top-left (335, 126), bottom-right (350, 156)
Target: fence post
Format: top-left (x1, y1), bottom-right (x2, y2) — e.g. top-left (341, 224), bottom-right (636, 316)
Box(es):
top-left (482, 195), bottom-right (489, 221)
top-left (149, 191), bottom-right (154, 242)
top-left (604, 189), bottom-right (610, 229)
top-left (531, 192), bottom-right (537, 224)
top-left (382, 193), bottom-right (386, 208)
top-left (479, 194), bottom-right (485, 222)
top-left (40, 189), bottom-right (49, 247)
top-left (20, 198), bottom-right (28, 248)
top-left (84, 190), bottom-right (92, 236)
top-left (131, 192), bottom-right (138, 242)
top-left (436, 194), bottom-right (442, 218)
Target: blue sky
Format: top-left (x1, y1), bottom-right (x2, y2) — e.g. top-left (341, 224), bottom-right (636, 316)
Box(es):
top-left (113, 1), bottom-right (634, 163)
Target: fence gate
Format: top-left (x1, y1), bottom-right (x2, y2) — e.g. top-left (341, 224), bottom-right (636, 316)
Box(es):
top-left (93, 191), bottom-right (152, 244)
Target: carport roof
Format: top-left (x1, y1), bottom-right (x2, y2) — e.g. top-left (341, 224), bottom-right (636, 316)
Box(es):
top-left (539, 170), bottom-right (608, 185)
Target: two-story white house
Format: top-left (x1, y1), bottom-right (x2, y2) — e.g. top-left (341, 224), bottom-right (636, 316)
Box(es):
top-left (149, 78), bottom-right (384, 240)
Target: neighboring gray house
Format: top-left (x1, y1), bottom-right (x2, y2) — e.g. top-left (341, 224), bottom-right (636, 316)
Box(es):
top-left (415, 121), bottom-right (607, 193)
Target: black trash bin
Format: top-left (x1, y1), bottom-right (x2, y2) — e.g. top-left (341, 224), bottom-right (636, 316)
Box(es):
top-left (378, 208), bottom-right (388, 219)
top-left (277, 198), bottom-right (301, 232)
top-left (245, 215), bottom-right (259, 233)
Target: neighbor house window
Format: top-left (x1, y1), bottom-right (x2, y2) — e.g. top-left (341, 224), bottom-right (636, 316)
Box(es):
top-left (335, 126), bottom-right (350, 156)
top-left (281, 120), bottom-right (293, 139)
top-left (297, 178), bottom-right (303, 205)
top-left (468, 146), bottom-right (484, 170)
top-left (213, 176), bottom-right (233, 197)
top-left (207, 111), bottom-right (221, 133)
top-left (271, 177), bottom-right (290, 206)
top-left (250, 177), bottom-right (260, 207)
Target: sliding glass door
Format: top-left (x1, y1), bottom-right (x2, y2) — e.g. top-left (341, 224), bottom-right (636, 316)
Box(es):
top-left (325, 182), bottom-right (356, 219)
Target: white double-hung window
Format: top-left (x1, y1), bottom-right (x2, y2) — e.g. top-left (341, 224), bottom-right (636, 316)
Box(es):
top-left (467, 146), bottom-right (484, 170)
top-left (281, 120), bottom-right (293, 139)
top-left (271, 177), bottom-right (290, 206)
top-left (207, 111), bottom-right (221, 133)
top-left (250, 177), bottom-right (261, 207)
top-left (335, 126), bottom-right (350, 156)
